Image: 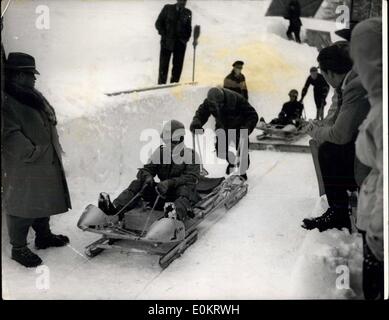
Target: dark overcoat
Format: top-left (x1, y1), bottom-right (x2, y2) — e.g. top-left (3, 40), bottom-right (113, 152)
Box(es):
top-left (155, 4), bottom-right (192, 51)
top-left (2, 89), bottom-right (71, 218)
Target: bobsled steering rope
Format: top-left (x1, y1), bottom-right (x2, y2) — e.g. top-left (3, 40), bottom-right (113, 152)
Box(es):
top-left (139, 188), bottom-right (163, 239)
top-left (114, 183), bottom-right (148, 220)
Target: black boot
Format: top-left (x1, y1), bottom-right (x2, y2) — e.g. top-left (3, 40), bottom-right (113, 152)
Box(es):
top-left (98, 192), bottom-right (117, 215)
top-left (226, 163), bottom-right (236, 175)
top-left (35, 234), bottom-right (70, 250)
top-left (302, 208), bottom-right (351, 232)
top-left (12, 246), bottom-right (42, 268)
top-left (240, 173), bottom-right (248, 181)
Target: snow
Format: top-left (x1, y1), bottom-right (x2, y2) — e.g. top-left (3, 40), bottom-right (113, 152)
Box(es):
top-left (2, 0), bottom-right (362, 299)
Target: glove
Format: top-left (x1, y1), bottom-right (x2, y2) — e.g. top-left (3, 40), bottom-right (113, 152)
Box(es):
top-left (137, 170), bottom-right (154, 188)
top-left (156, 179), bottom-right (175, 196)
top-left (98, 192), bottom-right (117, 215)
top-left (190, 119), bottom-right (203, 133)
top-left (143, 175), bottom-right (154, 188)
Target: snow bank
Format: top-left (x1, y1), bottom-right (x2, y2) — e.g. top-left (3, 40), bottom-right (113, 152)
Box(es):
top-left (289, 196), bottom-right (364, 299)
top-left (58, 85), bottom-right (210, 206)
top-left (289, 229), bottom-right (363, 299)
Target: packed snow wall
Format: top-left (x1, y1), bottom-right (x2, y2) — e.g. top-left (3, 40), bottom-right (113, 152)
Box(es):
top-left (57, 85), bottom-right (210, 206)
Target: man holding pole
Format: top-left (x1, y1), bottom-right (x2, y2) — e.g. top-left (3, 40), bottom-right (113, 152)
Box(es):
top-left (155, 0), bottom-right (192, 84)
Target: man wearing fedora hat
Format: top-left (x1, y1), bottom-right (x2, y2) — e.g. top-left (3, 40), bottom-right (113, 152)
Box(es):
top-left (2, 52), bottom-right (71, 268)
top-left (223, 61), bottom-right (249, 100)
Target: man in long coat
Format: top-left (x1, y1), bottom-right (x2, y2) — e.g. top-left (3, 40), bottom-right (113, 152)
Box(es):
top-left (2, 52), bottom-right (71, 268)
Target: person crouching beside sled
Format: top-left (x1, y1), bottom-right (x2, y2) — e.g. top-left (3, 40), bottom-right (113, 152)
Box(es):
top-left (99, 120), bottom-right (200, 221)
top-left (2, 53), bottom-right (71, 268)
top-left (258, 89), bottom-right (304, 128)
top-left (189, 87), bottom-right (258, 181)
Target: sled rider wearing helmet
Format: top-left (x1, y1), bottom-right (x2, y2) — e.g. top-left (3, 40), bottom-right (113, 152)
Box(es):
top-left (99, 120), bottom-right (200, 221)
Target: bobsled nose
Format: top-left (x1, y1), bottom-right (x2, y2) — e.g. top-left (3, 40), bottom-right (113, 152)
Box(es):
top-left (144, 218), bottom-right (185, 242)
top-left (77, 204), bottom-right (116, 230)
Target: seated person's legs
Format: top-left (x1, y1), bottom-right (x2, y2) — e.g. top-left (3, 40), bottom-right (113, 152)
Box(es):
top-left (100, 170), bottom-right (156, 215)
top-left (319, 141), bottom-right (357, 214)
top-left (166, 184), bottom-right (198, 220)
top-left (303, 141), bottom-right (356, 231)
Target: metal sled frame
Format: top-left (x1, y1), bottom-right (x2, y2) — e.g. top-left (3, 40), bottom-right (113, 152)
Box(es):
top-left (78, 175), bottom-right (248, 269)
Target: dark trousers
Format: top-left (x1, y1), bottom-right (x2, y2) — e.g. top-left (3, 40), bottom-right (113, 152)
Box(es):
top-left (158, 41), bottom-right (187, 84)
top-left (215, 128), bottom-right (250, 174)
top-left (314, 93), bottom-right (326, 120)
top-left (286, 25), bottom-right (301, 43)
top-left (361, 231), bottom-right (384, 300)
top-left (318, 141), bottom-right (358, 214)
top-left (6, 215), bottom-right (51, 248)
top-left (124, 179), bottom-right (196, 220)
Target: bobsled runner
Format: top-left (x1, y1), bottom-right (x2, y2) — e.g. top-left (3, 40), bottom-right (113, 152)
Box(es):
top-left (77, 174), bottom-right (248, 269)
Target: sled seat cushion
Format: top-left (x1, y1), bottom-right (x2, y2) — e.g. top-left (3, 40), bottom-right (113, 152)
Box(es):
top-left (196, 176), bottom-right (225, 194)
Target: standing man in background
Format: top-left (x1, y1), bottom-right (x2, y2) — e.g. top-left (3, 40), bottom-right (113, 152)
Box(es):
top-left (223, 60), bottom-right (249, 100)
top-left (155, 0), bottom-right (192, 84)
top-left (300, 66), bottom-right (330, 121)
top-left (284, 0), bottom-right (302, 43)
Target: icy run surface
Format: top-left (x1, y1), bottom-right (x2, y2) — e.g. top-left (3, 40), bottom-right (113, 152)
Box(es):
top-left (2, 0), bottom-right (362, 299)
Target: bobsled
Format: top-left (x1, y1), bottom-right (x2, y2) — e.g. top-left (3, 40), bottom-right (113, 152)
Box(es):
top-left (256, 122), bottom-right (306, 142)
top-left (77, 174), bottom-right (248, 269)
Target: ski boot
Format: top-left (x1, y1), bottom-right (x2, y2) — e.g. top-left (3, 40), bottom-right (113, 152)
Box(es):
top-left (302, 208), bottom-right (351, 232)
top-left (226, 163), bottom-right (236, 175)
top-left (35, 233), bottom-right (70, 249)
top-left (240, 173), bottom-right (248, 181)
top-left (12, 246), bottom-right (42, 268)
top-left (98, 192), bottom-right (117, 216)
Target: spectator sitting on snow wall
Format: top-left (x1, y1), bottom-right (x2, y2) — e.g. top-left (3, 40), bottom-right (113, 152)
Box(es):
top-left (350, 18), bottom-right (384, 300)
top-left (301, 44), bottom-right (371, 233)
